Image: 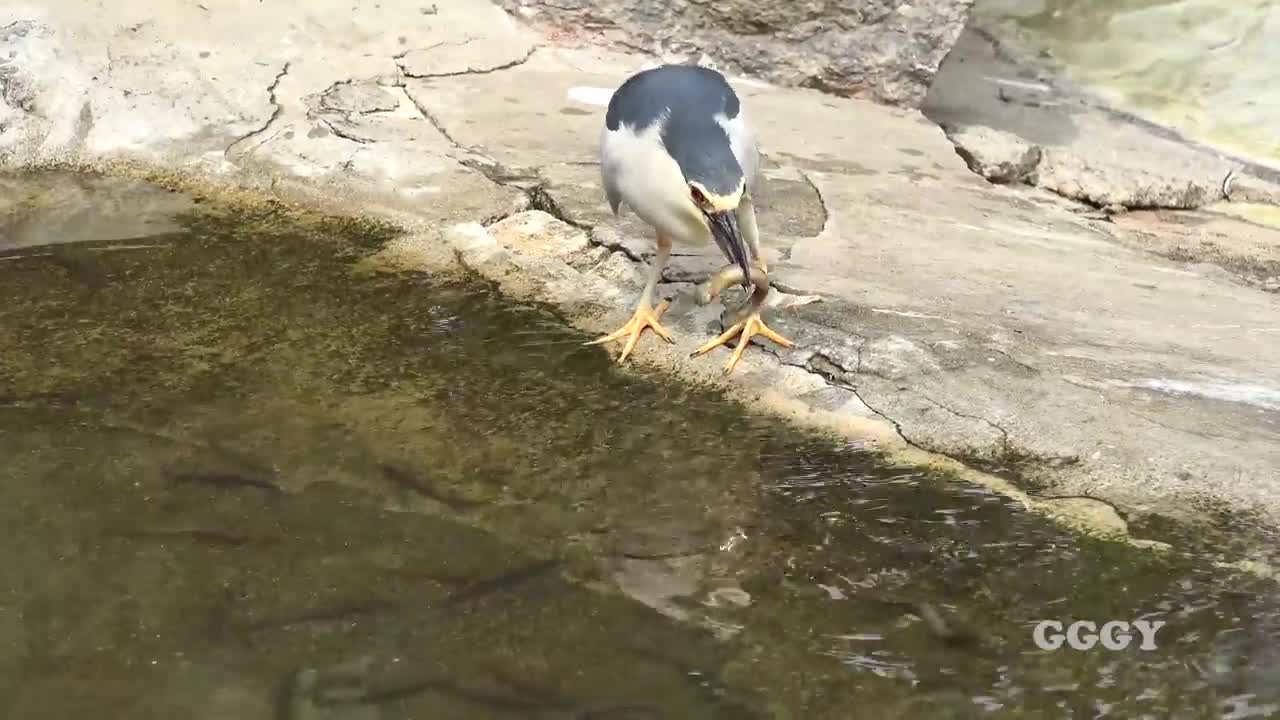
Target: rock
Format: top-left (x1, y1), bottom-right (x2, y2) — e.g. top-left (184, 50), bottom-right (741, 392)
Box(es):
top-left (1225, 172), bottom-right (1280, 206)
top-left (0, 21), bottom-right (43, 149)
top-left (498, 0), bottom-right (976, 108)
top-left (860, 336), bottom-right (942, 379)
top-left (446, 211), bottom-right (641, 317)
top-left (945, 125), bottom-right (1041, 184)
top-left (926, 27), bottom-right (1244, 211)
top-left (396, 33), bottom-right (535, 78)
top-left (1035, 149), bottom-right (1224, 210)
top-left (318, 80), bottom-right (399, 115)
top-left (945, 121), bottom-right (1230, 208)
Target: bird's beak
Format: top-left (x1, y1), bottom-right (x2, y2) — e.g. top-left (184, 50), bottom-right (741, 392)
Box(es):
top-left (707, 210), bottom-right (752, 289)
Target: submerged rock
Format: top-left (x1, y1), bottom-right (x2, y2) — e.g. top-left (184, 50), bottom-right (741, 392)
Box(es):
top-left (499, 0), bottom-right (976, 108)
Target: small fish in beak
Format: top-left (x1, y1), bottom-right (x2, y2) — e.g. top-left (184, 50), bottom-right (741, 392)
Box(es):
top-left (706, 209), bottom-right (752, 289)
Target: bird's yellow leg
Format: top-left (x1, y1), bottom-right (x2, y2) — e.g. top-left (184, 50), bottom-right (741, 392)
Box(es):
top-left (691, 307), bottom-right (794, 375)
top-left (584, 232), bottom-right (674, 363)
top-left (584, 298), bottom-right (674, 363)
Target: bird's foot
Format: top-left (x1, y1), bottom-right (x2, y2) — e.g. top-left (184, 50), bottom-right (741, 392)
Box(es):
top-left (690, 308), bottom-right (794, 375)
top-left (584, 299), bottom-right (674, 363)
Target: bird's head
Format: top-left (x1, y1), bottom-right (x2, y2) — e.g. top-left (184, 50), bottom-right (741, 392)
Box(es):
top-left (687, 176), bottom-right (752, 289)
top-left (658, 107), bottom-right (754, 289)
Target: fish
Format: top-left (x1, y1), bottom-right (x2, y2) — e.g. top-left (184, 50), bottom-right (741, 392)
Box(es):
top-left (694, 263), bottom-right (770, 307)
top-left (618, 645), bottom-right (752, 713)
top-left (242, 599), bottom-right (399, 633)
top-left (863, 590), bottom-right (979, 646)
top-left (168, 469), bottom-right (283, 494)
top-left (360, 679), bottom-right (552, 711)
top-left (207, 440), bottom-right (279, 477)
top-left (46, 251), bottom-right (106, 289)
top-left (377, 566), bottom-right (476, 587)
top-left (440, 557), bottom-right (562, 611)
top-left (104, 528), bottom-right (262, 547)
top-left (282, 663), bottom-right (663, 719)
top-left (573, 704), bottom-right (665, 719)
top-left (281, 669), bottom-right (558, 716)
top-left (377, 462), bottom-right (486, 510)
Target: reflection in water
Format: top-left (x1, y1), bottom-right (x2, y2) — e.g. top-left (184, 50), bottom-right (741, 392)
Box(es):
top-left (977, 0), bottom-right (1280, 170)
top-left (1, 172), bottom-right (1279, 718)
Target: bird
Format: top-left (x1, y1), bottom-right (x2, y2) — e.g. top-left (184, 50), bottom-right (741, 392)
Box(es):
top-left (584, 63), bottom-right (795, 374)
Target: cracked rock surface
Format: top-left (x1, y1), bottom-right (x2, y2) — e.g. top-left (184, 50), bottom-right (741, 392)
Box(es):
top-left (496, 0), bottom-right (975, 109)
top-left (2, 0), bottom-right (1279, 533)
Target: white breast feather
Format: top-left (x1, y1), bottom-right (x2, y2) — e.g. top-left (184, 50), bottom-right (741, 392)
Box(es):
top-left (600, 117), bottom-right (707, 244)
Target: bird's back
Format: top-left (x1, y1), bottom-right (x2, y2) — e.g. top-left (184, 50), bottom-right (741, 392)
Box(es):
top-left (605, 64), bottom-right (752, 203)
top-left (604, 64), bottom-right (741, 135)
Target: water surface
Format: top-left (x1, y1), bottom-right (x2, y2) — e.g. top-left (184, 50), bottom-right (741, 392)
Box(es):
top-left (2, 172), bottom-right (1279, 719)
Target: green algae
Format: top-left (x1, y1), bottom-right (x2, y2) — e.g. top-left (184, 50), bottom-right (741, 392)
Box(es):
top-left (1, 172), bottom-right (1278, 719)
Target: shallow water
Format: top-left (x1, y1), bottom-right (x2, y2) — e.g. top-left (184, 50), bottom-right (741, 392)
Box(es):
top-left (2, 172), bottom-right (1280, 719)
top-left (976, 0), bottom-right (1280, 171)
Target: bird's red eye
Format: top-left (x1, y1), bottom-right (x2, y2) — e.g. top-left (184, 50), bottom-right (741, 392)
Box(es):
top-left (690, 185), bottom-right (706, 204)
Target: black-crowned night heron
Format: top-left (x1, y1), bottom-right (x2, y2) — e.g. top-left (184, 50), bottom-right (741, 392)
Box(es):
top-left (585, 63), bottom-right (795, 374)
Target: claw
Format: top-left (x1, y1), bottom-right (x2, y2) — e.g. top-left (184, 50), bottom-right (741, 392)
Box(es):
top-left (585, 299), bottom-right (674, 363)
top-left (691, 309), bottom-right (794, 375)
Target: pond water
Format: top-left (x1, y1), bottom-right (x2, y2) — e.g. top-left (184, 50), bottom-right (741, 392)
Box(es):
top-left (975, 0), bottom-right (1280, 172)
top-left (2, 172), bottom-right (1279, 719)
